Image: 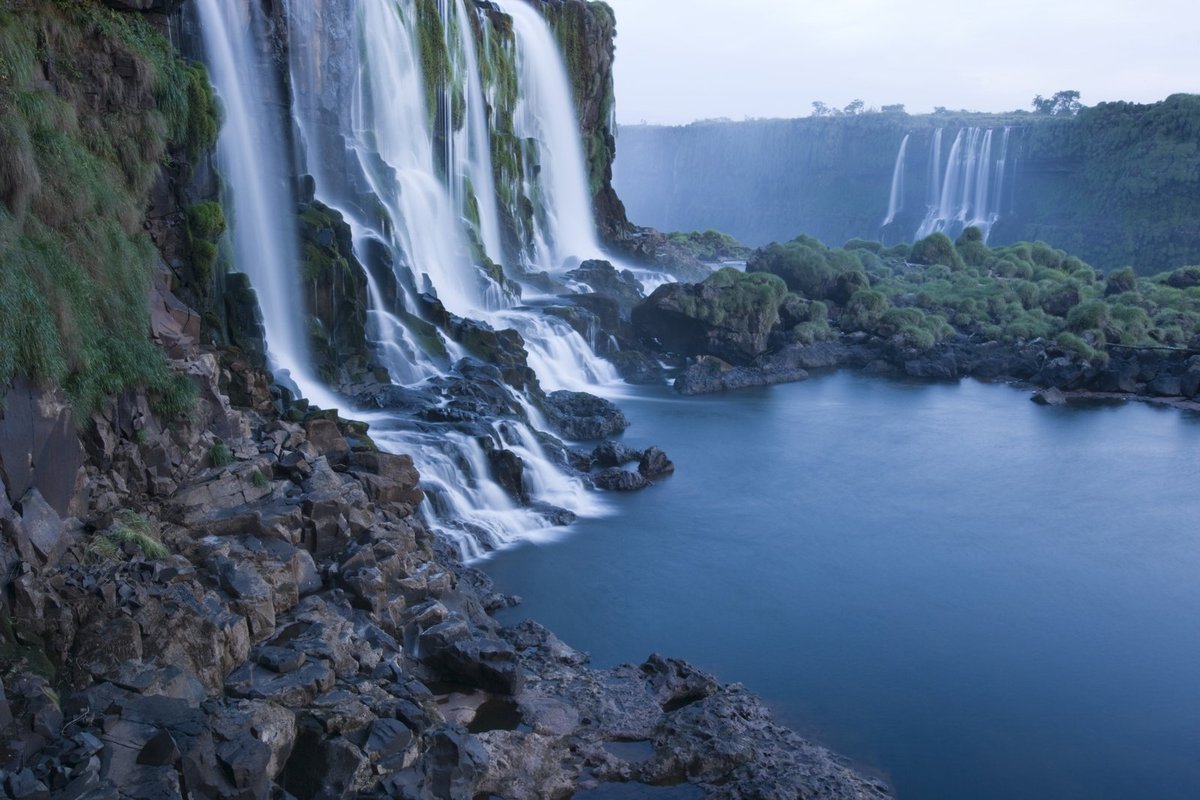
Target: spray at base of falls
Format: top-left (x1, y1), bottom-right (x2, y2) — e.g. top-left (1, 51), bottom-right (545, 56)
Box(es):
top-left (198, 0), bottom-right (635, 561)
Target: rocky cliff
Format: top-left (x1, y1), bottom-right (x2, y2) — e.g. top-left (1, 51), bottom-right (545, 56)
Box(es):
top-left (616, 96), bottom-right (1200, 272)
top-left (0, 2), bottom-right (889, 798)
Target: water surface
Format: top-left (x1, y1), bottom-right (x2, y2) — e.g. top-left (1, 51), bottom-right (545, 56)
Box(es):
top-left (485, 373), bottom-right (1200, 800)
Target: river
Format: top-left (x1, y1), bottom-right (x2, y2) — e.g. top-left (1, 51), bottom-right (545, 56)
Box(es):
top-left (484, 373), bottom-right (1200, 799)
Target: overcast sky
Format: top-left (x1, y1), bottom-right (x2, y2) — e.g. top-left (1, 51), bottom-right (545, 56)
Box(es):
top-left (604, 0), bottom-right (1200, 125)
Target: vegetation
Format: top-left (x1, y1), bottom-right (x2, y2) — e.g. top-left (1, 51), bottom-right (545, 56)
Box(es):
top-left (751, 229), bottom-right (1200, 360)
top-left (667, 229), bottom-right (752, 262)
top-left (85, 511), bottom-right (169, 563)
top-left (210, 441), bottom-right (234, 467)
top-left (679, 268), bottom-right (789, 330)
top-left (0, 2), bottom-right (213, 418)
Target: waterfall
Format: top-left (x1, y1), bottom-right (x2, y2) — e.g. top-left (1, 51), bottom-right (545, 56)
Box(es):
top-left (266, 0), bottom-right (622, 558)
top-left (192, 0), bottom-right (340, 410)
top-left (881, 133), bottom-right (910, 229)
top-left (492, 0), bottom-right (605, 270)
top-left (915, 126), bottom-right (1011, 243)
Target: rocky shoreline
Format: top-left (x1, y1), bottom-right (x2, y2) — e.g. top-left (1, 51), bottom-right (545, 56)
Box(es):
top-left (0, 269), bottom-right (890, 799)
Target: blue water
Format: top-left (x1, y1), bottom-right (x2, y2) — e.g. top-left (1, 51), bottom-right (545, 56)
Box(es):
top-left (484, 373), bottom-right (1200, 800)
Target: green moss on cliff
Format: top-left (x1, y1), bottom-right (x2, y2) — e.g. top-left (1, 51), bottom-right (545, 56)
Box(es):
top-left (0, 2), bottom-right (209, 418)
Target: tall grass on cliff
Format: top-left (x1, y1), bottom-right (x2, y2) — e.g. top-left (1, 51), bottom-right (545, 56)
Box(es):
top-left (0, 1), bottom-right (216, 419)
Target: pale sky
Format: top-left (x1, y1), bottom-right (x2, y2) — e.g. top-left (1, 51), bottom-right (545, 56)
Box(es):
top-left (604, 0), bottom-right (1200, 125)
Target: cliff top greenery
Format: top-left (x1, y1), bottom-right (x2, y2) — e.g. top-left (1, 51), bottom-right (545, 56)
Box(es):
top-left (0, 1), bottom-right (217, 419)
top-left (747, 228), bottom-right (1200, 361)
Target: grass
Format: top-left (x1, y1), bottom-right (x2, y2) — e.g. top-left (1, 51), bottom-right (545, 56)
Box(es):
top-left (85, 510), bottom-right (169, 563)
top-left (210, 441), bottom-right (234, 467)
top-left (0, 2), bottom-right (213, 420)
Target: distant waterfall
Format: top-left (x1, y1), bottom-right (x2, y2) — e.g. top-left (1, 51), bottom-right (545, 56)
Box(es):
top-left (916, 126), bottom-right (1013, 243)
top-left (881, 133), bottom-right (910, 230)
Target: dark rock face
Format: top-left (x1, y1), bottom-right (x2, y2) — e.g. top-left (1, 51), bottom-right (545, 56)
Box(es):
top-left (593, 468), bottom-right (648, 492)
top-left (297, 201), bottom-right (375, 389)
top-left (0, 380), bottom-right (83, 517)
top-left (633, 272), bottom-right (788, 365)
top-left (543, 391), bottom-right (630, 441)
top-left (565, 260), bottom-right (646, 320)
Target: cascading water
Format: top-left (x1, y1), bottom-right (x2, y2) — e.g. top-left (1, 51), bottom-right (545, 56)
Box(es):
top-left (492, 0), bottom-right (607, 270)
top-left (265, 0), bottom-right (623, 558)
top-left (880, 133), bottom-right (910, 231)
top-left (192, 0), bottom-right (340, 410)
top-left (915, 126), bottom-right (1013, 243)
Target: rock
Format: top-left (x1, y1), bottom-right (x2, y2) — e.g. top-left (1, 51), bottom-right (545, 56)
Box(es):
top-left (486, 447), bottom-right (528, 504)
top-left (1032, 387), bottom-right (1068, 406)
top-left (593, 468), bottom-right (648, 492)
top-left (543, 391), bottom-right (630, 441)
top-left (136, 730), bottom-right (181, 767)
top-left (304, 418), bottom-right (350, 462)
top-left (675, 354), bottom-right (808, 395)
top-left (564, 260), bottom-right (645, 319)
top-left (225, 660), bottom-right (336, 707)
top-left (442, 637), bottom-right (524, 695)
top-left (0, 379), bottom-right (84, 517)
top-left (1148, 373), bottom-right (1183, 397)
top-left (632, 270), bottom-right (788, 364)
top-left (14, 489), bottom-right (67, 565)
top-left (638, 447), bottom-right (674, 479)
top-left (591, 441), bottom-right (641, 468)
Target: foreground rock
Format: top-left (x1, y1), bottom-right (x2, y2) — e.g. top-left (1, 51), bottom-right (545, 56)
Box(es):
top-left (0, 336), bottom-right (888, 800)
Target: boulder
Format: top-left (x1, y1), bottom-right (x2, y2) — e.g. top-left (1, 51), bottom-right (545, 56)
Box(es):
top-left (638, 447), bottom-right (674, 480)
top-left (632, 270), bottom-right (788, 364)
top-left (593, 468), bottom-right (648, 492)
top-left (543, 391), bottom-right (630, 441)
top-left (1032, 387), bottom-right (1068, 406)
top-left (591, 441), bottom-right (641, 468)
top-left (13, 490), bottom-right (67, 565)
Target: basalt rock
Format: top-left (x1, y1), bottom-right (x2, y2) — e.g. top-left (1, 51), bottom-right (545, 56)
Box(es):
top-left (542, 391), bottom-right (630, 441)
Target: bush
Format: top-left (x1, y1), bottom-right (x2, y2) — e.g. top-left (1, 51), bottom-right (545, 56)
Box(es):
top-left (910, 233), bottom-right (964, 269)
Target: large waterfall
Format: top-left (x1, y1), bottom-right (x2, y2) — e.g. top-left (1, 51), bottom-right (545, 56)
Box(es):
top-left (197, 0), bottom-right (622, 559)
top-left (913, 127), bottom-right (1013, 243)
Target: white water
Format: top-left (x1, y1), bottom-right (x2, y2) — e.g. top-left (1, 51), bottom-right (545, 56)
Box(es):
top-left (449, 0), bottom-right (507, 264)
top-left (915, 126), bottom-right (1012, 243)
top-left (193, 0), bottom-right (340, 411)
top-left (271, 0), bottom-right (623, 559)
top-left (881, 133), bottom-right (910, 228)
top-left (493, 0), bottom-right (605, 270)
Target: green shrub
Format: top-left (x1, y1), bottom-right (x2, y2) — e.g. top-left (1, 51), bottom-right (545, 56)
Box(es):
top-left (910, 233), bottom-right (964, 269)
top-left (210, 442), bottom-right (234, 467)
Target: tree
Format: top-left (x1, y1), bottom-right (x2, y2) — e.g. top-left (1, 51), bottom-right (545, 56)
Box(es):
top-left (811, 101), bottom-right (832, 117)
top-left (1033, 90), bottom-right (1083, 116)
top-left (843, 98), bottom-right (865, 115)
top-left (881, 104), bottom-right (906, 114)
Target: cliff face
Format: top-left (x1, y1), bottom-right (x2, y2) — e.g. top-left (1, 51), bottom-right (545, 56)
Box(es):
top-left (538, 0), bottom-right (631, 242)
top-left (615, 96), bottom-right (1200, 272)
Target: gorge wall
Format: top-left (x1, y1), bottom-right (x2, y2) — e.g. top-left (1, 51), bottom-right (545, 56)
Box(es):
top-left (615, 95), bottom-right (1200, 272)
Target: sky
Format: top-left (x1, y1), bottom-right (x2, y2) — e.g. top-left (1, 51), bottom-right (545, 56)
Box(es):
top-left (603, 0), bottom-right (1200, 125)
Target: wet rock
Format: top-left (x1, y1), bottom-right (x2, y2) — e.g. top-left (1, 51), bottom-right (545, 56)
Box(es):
top-left (442, 637), bottom-right (524, 695)
top-left (593, 468), bottom-right (648, 492)
top-left (638, 447), bottom-right (674, 480)
top-left (0, 379), bottom-right (84, 517)
top-left (543, 391), bottom-right (630, 441)
top-left (485, 447), bottom-right (528, 504)
top-left (1032, 387), bottom-right (1067, 406)
top-left (565, 260), bottom-right (646, 319)
top-left (591, 441), bottom-right (641, 468)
